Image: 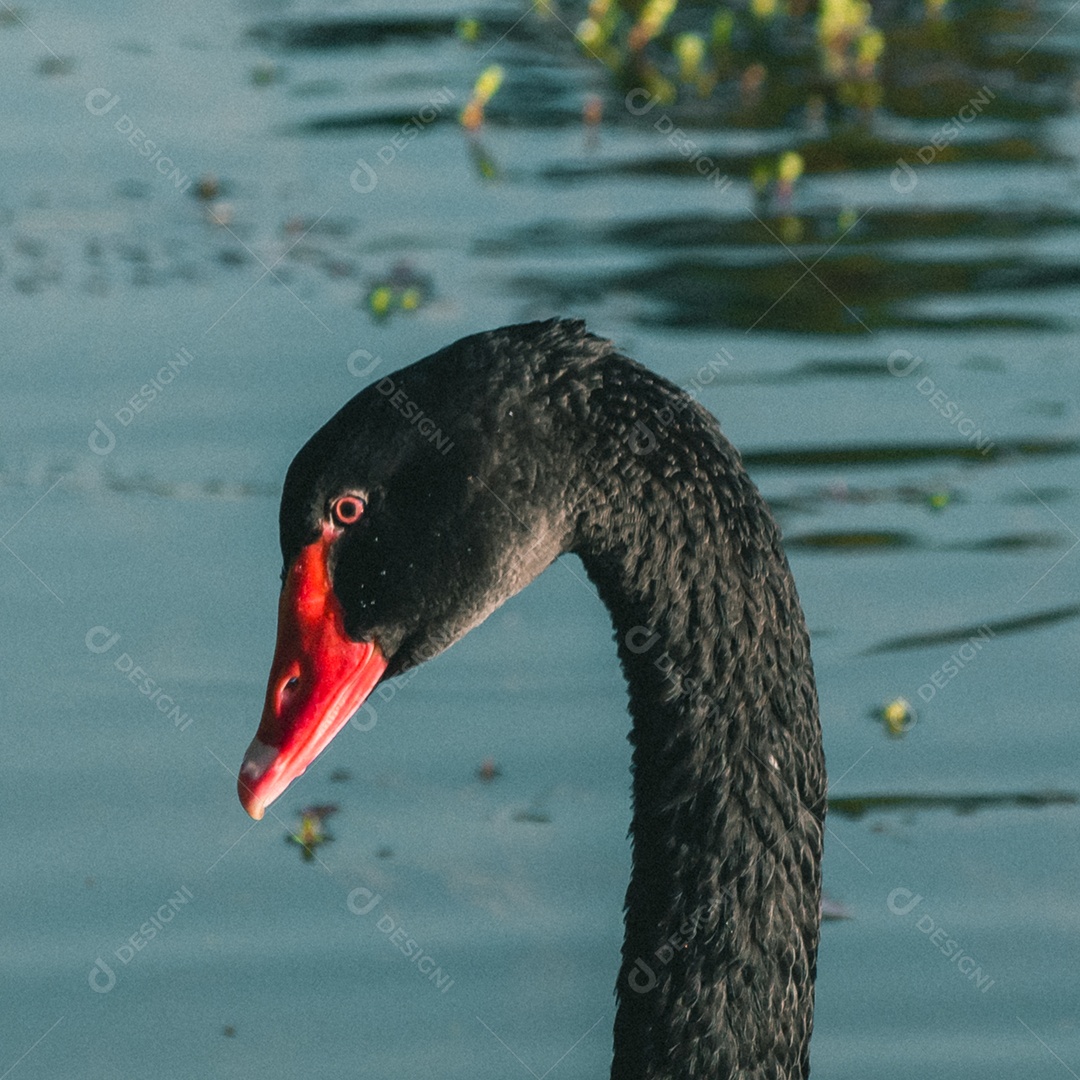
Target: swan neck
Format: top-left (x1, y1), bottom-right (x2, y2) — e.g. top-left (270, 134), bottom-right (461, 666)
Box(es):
top-left (573, 406), bottom-right (825, 1080)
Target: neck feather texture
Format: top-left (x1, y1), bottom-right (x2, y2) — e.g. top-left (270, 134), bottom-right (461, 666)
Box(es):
top-left (570, 354), bottom-right (826, 1080)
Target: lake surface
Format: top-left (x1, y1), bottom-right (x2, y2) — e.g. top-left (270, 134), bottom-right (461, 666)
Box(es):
top-left (2, 0), bottom-right (1079, 1077)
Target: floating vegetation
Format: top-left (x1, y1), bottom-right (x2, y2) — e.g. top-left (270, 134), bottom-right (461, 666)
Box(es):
top-left (829, 790), bottom-right (1078, 819)
top-left (460, 65), bottom-right (504, 132)
top-left (563, 0), bottom-right (1062, 136)
top-left (874, 697), bottom-right (916, 737)
top-left (204, 201), bottom-right (234, 228)
top-left (477, 758), bottom-right (502, 783)
top-left (566, 0), bottom-right (896, 147)
top-left (753, 151), bottom-right (805, 213)
top-left (407, 0), bottom-right (1080, 335)
top-left (364, 261), bottom-right (432, 319)
top-left (456, 17), bottom-right (481, 43)
top-left (583, 93), bottom-right (604, 131)
top-left (0, 462), bottom-right (277, 502)
top-left (250, 61), bottom-right (278, 87)
top-left (785, 528), bottom-right (1071, 555)
top-left (286, 805), bottom-right (338, 862)
top-left (193, 174), bottom-right (223, 201)
top-left (674, 32), bottom-right (711, 95)
top-left (250, 1), bottom-right (1075, 194)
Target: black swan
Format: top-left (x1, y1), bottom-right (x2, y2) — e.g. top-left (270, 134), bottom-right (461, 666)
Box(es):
top-left (238, 319), bottom-right (826, 1079)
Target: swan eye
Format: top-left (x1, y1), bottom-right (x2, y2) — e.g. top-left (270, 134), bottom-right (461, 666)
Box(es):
top-left (330, 495), bottom-right (365, 526)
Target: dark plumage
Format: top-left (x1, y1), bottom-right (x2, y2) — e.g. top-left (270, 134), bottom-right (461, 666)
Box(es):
top-left (249, 319), bottom-right (826, 1079)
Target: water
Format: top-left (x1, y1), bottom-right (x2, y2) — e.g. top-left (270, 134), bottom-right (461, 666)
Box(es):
top-left (2, 0), bottom-right (1079, 1076)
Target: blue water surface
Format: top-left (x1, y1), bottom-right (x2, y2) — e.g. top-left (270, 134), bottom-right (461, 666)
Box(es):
top-left (2, 1), bottom-right (1079, 1077)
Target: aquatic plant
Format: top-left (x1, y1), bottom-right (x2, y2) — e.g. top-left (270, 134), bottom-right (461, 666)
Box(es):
top-left (460, 64), bottom-right (505, 131)
top-left (286, 805), bottom-right (338, 861)
top-left (570, 0), bottom-right (888, 115)
top-left (876, 697), bottom-right (916, 737)
top-left (365, 262), bottom-right (431, 319)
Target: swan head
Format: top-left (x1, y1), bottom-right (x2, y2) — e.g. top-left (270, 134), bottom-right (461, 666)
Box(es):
top-left (238, 321), bottom-right (589, 819)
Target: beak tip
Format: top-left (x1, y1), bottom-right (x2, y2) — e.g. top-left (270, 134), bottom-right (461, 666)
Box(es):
top-left (238, 736), bottom-right (279, 820)
top-left (237, 775), bottom-right (266, 820)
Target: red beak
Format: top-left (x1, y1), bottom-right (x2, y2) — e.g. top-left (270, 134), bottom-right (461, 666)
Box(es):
top-left (238, 525), bottom-right (388, 820)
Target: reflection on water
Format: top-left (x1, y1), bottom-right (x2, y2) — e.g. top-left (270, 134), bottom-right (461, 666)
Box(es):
top-left (743, 435), bottom-right (1078, 466)
top-left (867, 601), bottom-right (1080, 652)
top-left (829, 788), bottom-right (1079, 818)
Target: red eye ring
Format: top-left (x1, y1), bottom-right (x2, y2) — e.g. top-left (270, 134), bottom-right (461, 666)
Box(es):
top-left (330, 495), bottom-right (365, 526)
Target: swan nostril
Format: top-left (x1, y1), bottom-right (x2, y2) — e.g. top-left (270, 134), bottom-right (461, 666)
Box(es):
top-left (277, 676), bottom-right (301, 709)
